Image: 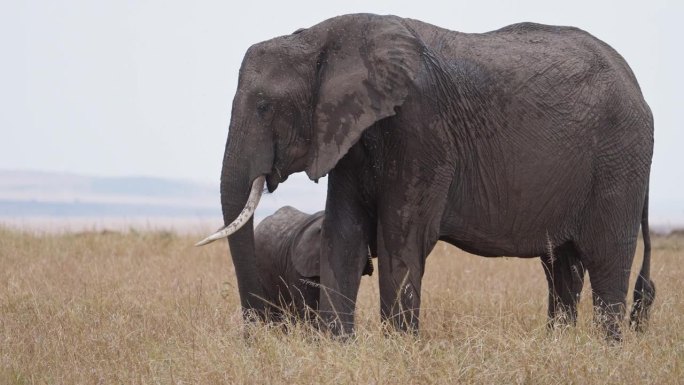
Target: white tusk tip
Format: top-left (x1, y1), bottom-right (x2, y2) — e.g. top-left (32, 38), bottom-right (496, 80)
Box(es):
top-left (194, 231), bottom-right (226, 247)
top-left (195, 175), bottom-right (265, 248)
top-left (194, 238), bottom-right (214, 247)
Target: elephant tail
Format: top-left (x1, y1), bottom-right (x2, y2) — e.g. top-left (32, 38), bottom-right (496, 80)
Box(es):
top-left (630, 186), bottom-right (656, 331)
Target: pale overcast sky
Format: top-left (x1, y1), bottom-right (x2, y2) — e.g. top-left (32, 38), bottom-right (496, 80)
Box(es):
top-left (1, 0), bottom-right (682, 222)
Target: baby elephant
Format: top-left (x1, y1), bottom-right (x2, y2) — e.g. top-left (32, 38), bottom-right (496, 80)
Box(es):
top-left (254, 206), bottom-right (373, 321)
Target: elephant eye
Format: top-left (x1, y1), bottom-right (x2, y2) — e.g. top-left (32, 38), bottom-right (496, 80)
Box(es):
top-left (256, 100), bottom-right (272, 118)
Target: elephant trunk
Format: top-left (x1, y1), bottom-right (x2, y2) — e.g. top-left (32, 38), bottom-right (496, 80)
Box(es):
top-left (214, 132), bottom-right (269, 319)
top-left (222, 171), bottom-right (267, 317)
top-left (195, 89), bottom-right (275, 320)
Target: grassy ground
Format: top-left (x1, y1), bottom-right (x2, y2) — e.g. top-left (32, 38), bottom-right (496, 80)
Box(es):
top-left (1, 228), bottom-right (682, 384)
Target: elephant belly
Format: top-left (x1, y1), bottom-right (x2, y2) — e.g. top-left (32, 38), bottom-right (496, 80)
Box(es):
top-left (439, 157), bottom-right (592, 257)
top-left (439, 230), bottom-right (551, 258)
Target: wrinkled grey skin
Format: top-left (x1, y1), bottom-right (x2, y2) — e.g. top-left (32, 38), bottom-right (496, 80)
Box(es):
top-left (254, 206), bottom-right (373, 321)
top-left (218, 14), bottom-right (654, 339)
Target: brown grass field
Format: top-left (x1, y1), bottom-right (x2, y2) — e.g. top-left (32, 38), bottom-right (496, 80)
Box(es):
top-left (1, 227), bottom-right (682, 384)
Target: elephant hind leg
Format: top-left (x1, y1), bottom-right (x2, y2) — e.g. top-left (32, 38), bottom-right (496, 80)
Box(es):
top-left (577, 235), bottom-right (637, 342)
top-left (540, 242), bottom-right (586, 328)
top-left (573, 171), bottom-right (647, 341)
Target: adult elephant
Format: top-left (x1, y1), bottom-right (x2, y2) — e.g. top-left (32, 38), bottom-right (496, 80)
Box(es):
top-left (197, 14), bottom-right (655, 339)
top-left (253, 206), bottom-right (373, 321)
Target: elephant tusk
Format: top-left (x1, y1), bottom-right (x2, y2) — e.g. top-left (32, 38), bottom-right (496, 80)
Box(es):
top-left (195, 175), bottom-right (265, 246)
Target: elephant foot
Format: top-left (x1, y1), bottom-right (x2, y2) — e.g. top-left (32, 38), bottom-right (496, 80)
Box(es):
top-left (593, 301), bottom-right (626, 342)
top-left (546, 309), bottom-right (578, 331)
top-left (381, 313), bottom-right (420, 336)
top-left (317, 297), bottom-right (356, 338)
top-left (317, 315), bottom-right (355, 340)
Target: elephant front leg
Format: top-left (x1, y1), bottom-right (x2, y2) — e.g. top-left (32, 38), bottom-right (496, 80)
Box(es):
top-left (378, 249), bottom-right (424, 333)
top-left (374, 159), bottom-right (451, 333)
top-left (318, 171), bottom-right (373, 336)
top-left (377, 218), bottom-right (436, 334)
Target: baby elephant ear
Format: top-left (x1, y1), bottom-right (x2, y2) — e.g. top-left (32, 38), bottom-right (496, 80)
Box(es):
top-left (292, 213), bottom-right (324, 278)
top-left (306, 17), bottom-right (421, 180)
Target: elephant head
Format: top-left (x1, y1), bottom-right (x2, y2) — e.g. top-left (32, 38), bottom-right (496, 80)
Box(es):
top-left (196, 14), bottom-right (420, 318)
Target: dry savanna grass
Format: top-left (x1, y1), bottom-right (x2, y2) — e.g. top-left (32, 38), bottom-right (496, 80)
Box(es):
top-left (1, 227), bottom-right (682, 384)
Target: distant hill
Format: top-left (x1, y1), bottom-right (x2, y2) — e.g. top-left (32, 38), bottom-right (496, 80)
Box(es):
top-left (0, 170), bottom-right (327, 223)
top-left (1, 169), bottom-right (680, 233)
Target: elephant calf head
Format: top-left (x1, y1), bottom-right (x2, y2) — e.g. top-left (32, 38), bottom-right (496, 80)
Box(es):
top-left (254, 206), bottom-right (373, 321)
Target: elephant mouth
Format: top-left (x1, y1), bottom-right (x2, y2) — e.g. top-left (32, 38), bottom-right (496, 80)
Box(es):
top-left (266, 172), bottom-right (283, 193)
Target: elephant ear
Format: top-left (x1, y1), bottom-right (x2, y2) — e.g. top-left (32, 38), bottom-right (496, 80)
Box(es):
top-left (292, 212), bottom-right (325, 278)
top-left (306, 17), bottom-right (422, 180)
